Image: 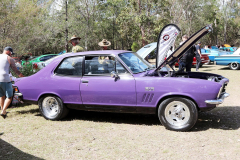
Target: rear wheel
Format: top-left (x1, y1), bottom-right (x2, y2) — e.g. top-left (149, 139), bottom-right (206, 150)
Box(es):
top-left (158, 97), bottom-right (198, 131)
top-left (38, 95), bottom-right (69, 120)
top-left (229, 62), bottom-right (240, 70)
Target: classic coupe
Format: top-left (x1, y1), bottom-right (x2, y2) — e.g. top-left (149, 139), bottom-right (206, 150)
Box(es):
top-left (215, 48), bottom-right (240, 70)
top-left (14, 25), bottom-right (229, 131)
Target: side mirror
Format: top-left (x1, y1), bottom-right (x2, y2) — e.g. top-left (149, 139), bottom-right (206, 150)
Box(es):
top-left (111, 71), bottom-right (120, 81)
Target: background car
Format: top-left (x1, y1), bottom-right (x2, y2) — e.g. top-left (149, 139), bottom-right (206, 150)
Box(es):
top-left (215, 48), bottom-right (240, 70)
top-left (22, 54), bottom-right (58, 67)
top-left (219, 47), bottom-right (238, 53)
top-left (201, 48), bottom-right (230, 63)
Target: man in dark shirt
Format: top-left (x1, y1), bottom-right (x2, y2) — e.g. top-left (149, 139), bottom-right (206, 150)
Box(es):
top-left (178, 35), bottom-right (195, 72)
top-left (195, 41), bottom-right (202, 71)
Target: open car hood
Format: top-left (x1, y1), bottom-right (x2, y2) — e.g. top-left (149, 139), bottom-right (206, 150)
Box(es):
top-left (136, 42), bottom-right (157, 59)
top-left (155, 24), bottom-right (213, 71)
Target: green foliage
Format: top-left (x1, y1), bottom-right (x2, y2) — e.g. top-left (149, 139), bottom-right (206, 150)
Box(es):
top-left (131, 42), bottom-right (140, 52)
top-left (0, 0), bottom-right (240, 56)
top-left (11, 64), bottom-right (39, 78)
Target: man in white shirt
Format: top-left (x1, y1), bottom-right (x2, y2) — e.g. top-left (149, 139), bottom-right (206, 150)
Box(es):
top-left (0, 47), bottom-right (24, 118)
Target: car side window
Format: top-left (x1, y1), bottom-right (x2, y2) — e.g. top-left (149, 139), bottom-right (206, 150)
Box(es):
top-left (85, 56), bottom-right (115, 75)
top-left (116, 60), bottom-right (129, 74)
top-left (84, 56), bottom-right (129, 75)
top-left (55, 56), bottom-right (83, 76)
top-left (40, 56), bottom-right (46, 61)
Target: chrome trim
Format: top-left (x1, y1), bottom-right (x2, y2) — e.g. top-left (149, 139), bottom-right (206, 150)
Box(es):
top-left (205, 93), bottom-right (229, 104)
top-left (14, 92), bottom-right (22, 96)
top-left (217, 85), bottom-right (223, 98)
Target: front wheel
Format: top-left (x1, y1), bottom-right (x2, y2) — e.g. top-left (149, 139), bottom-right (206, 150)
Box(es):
top-left (229, 62), bottom-right (240, 70)
top-left (38, 95), bottom-right (69, 120)
top-left (158, 97), bottom-right (198, 131)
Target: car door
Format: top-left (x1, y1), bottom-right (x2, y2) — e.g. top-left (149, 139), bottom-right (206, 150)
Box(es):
top-left (80, 55), bottom-right (136, 109)
top-left (53, 56), bottom-right (83, 104)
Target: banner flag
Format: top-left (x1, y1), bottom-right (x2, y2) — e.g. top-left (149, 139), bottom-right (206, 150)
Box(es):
top-left (156, 24), bottom-right (181, 68)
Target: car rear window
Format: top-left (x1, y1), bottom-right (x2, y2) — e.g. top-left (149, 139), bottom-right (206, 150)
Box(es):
top-left (55, 56), bottom-right (83, 76)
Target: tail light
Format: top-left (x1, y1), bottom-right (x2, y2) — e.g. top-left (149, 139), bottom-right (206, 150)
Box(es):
top-left (33, 63), bottom-right (38, 69)
top-left (13, 86), bottom-right (19, 92)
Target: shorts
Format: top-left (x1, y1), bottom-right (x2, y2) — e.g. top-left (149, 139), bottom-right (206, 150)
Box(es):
top-left (0, 82), bottom-right (13, 98)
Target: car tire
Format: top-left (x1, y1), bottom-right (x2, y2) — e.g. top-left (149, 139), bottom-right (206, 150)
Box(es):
top-left (229, 62), bottom-right (240, 70)
top-left (38, 95), bottom-right (69, 120)
top-left (158, 97), bottom-right (198, 131)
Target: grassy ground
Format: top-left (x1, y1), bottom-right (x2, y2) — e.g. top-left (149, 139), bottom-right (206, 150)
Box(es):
top-left (0, 64), bottom-right (240, 159)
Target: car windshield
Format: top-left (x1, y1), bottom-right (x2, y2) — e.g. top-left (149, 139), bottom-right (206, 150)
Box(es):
top-left (118, 52), bottom-right (154, 73)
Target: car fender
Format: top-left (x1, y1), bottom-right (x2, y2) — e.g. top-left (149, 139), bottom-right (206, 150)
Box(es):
top-left (37, 92), bottom-right (63, 102)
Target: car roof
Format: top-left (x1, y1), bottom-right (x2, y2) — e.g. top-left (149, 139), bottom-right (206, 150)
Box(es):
top-left (57, 50), bottom-right (129, 58)
top-left (50, 50), bottom-right (131, 63)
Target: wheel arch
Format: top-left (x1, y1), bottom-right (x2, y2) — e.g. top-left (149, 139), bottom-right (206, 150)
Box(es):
top-left (155, 94), bottom-right (199, 114)
top-left (38, 93), bottom-right (63, 103)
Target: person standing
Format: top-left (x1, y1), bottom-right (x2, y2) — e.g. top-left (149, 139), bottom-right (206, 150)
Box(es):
top-left (98, 39), bottom-right (111, 50)
top-left (0, 47), bottom-right (24, 118)
top-left (195, 41), bottom-right (202, 71)
top-left (98, 39), bottom-right (112, 70)
top-left (69, 35), bottom-right (84, 53)
top-left (178, 35), bottom-right (195, 72)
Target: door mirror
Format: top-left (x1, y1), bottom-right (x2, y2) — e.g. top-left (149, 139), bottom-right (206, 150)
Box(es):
top-left (111, 71), bottom-right (120, 81)
top-left (111, 71), bottom-right (118, 78)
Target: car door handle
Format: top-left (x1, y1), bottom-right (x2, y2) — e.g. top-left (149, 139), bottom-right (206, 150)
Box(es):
top-left (82, 80), bottom-right (89, 83)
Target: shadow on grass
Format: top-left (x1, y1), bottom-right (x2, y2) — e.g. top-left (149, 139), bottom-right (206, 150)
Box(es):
top-left (0, 134), bottom-right (43, 160)
top-left (16, 108), bottom-right (39, 115)
top-left (218, 66), bottom-right (231, 70)
top-left (191, 106), bottom-right (240, 131)
top-left (8, 103), bottom-right (40, 115)
top-left (63, 106), bottom-right (240, 131)
top-left (64, 110), bottom-right (160, 126)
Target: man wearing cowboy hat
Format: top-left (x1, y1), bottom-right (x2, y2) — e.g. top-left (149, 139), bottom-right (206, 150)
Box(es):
top-left (69, 35), bottom-right (84, 53)
top-left (98, 39), bottom-right (111, 50)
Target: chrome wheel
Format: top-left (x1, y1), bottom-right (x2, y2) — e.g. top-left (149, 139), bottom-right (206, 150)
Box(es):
top-left (42, 97), bottom-right (60, 118)
top-left (230, 62), bottom-right (240, 70)
top-left (164, 101), bottom-right (190, 126)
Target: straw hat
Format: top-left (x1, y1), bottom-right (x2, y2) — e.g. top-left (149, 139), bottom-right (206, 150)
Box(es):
top-left (69, 35), bottom-right (81, 43)
top-left (98, 39), bottom-right (111, 47)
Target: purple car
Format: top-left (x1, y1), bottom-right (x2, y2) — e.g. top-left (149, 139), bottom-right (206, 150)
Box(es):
top-left (14, 25), bottom-right (229, 131)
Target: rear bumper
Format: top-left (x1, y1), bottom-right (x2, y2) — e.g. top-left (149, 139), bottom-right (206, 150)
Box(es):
top-left (14, 92), bottom-right (22, 96)
top-left (205, 93), bottom-right (229, 105)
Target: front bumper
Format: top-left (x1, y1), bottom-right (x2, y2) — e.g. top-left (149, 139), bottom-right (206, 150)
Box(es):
top-left (205, 93), bottom-right (229, 105)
